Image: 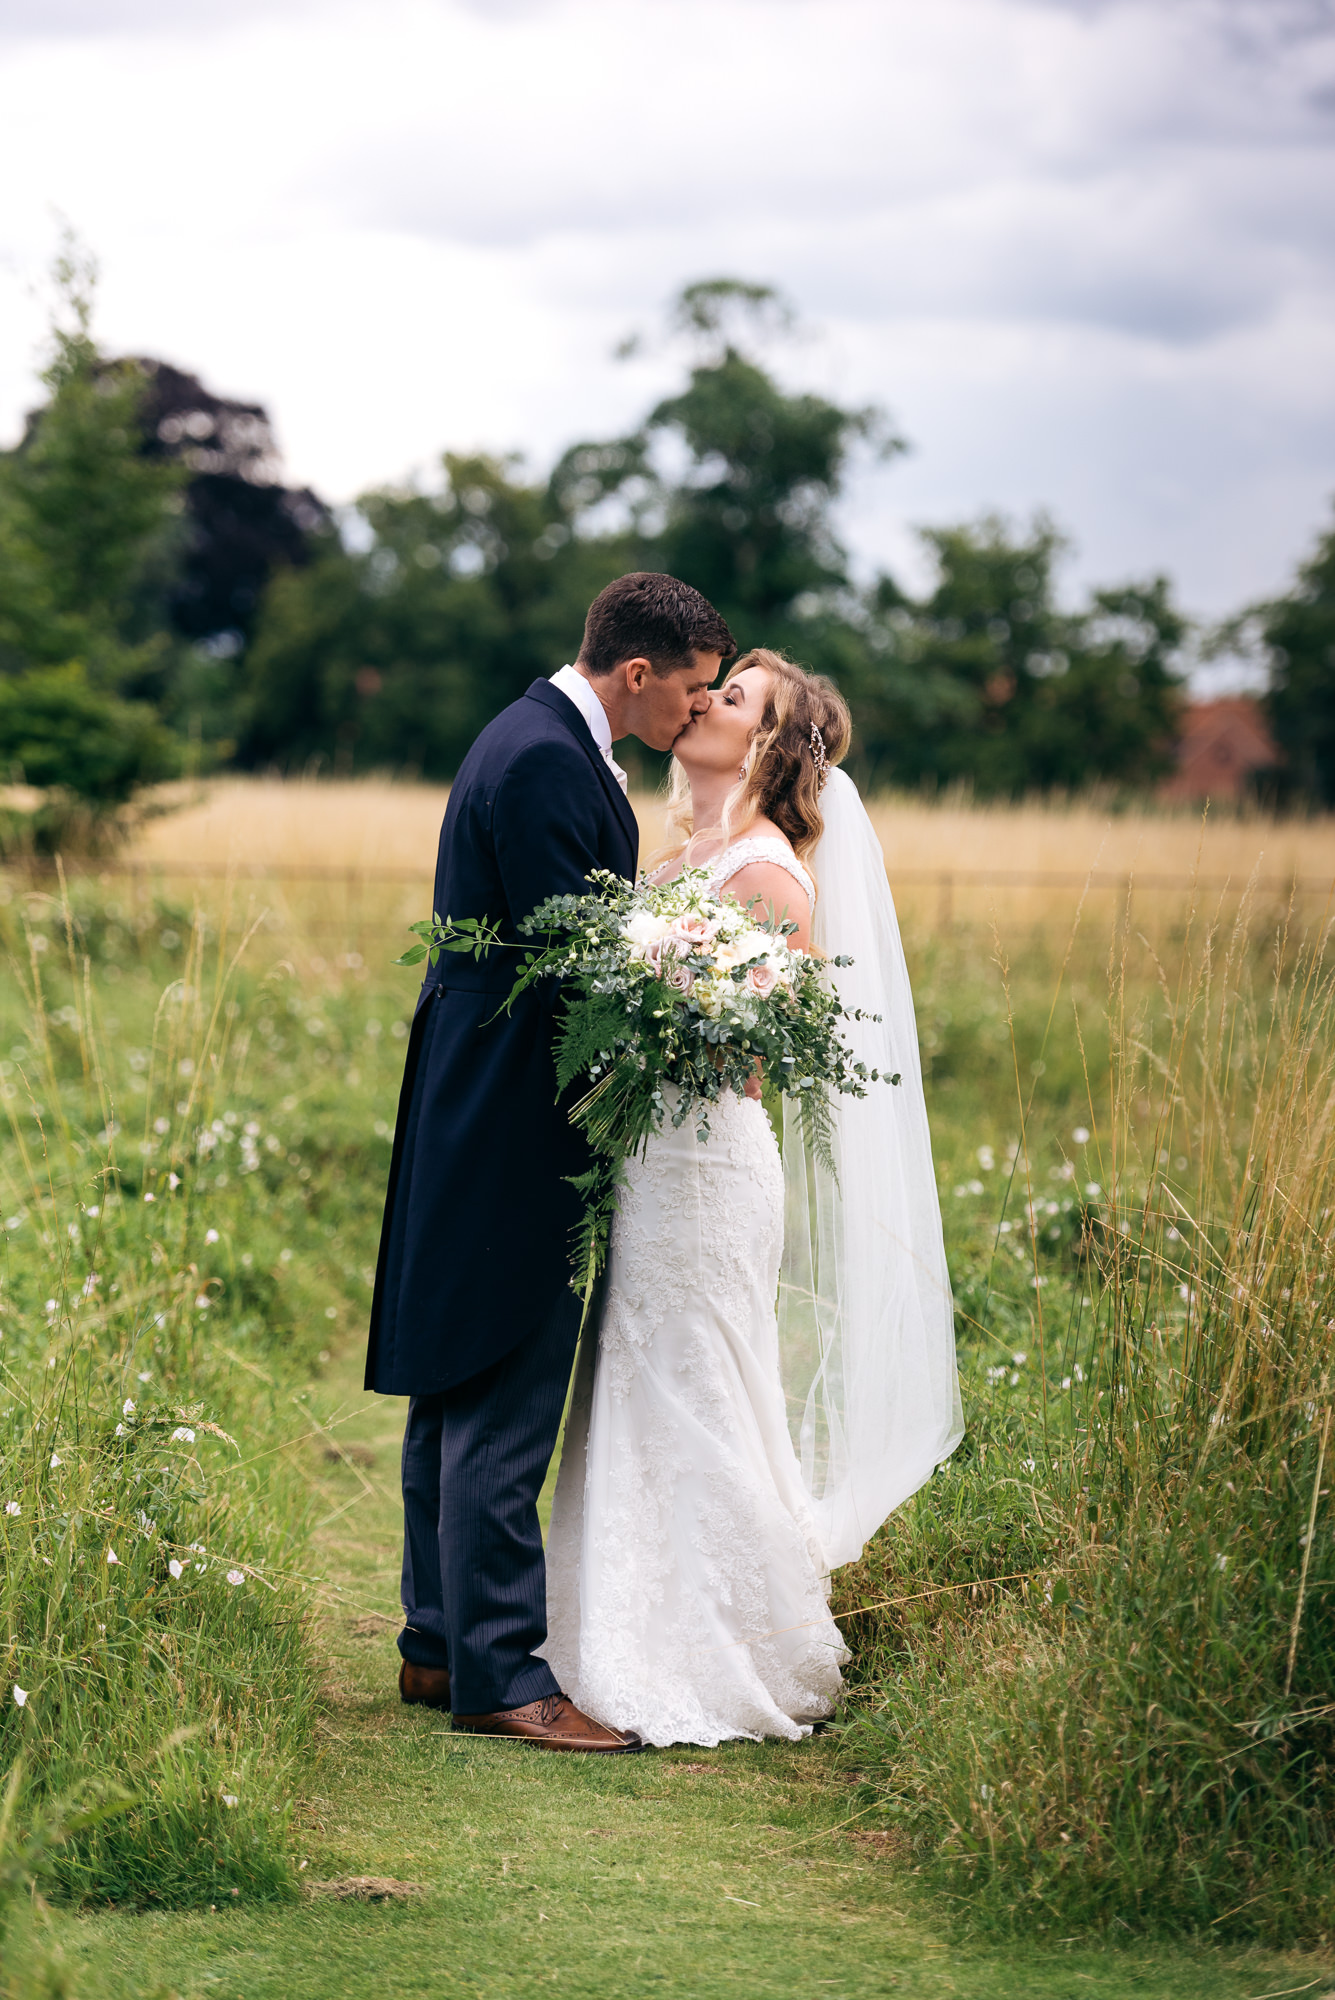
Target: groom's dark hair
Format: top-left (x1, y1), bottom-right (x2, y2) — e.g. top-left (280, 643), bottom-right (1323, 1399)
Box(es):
top-left (578, 572), bottom-right (735, 678)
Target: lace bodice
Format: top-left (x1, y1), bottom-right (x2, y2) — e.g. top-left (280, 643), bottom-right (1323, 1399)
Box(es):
top-left (706, 837), bottom-right (815, 911)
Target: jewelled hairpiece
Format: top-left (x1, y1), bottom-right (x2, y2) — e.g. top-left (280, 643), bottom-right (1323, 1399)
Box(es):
top-left (809, 722), bottom-right (829, 786)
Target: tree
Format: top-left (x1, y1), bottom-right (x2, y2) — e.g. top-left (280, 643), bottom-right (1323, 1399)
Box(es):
top-left (239, 454), bottom-right (634, 775)
top-left (1250, 509), bottom-right (1335, 806)
top-left (136, 359), bottom-right (328, 650)
top-left (0, 666), bottom-right (177, 804)
top-left (560, 279), bottom-right (902, 646)
top-left (844, 516), bottom-right (1187, 795)
top-left (0, 238), bottom-right (186, 692)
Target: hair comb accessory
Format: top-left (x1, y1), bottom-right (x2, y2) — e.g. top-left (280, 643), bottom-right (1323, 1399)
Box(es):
top-left (809, 721), bottom-right (829, 786)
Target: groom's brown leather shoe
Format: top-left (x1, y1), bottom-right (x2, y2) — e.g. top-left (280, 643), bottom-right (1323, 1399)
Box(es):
top-left (452, 1693), bottom-right (641, 1753)
top-left (399, 1660), bottom-right (451, 1711)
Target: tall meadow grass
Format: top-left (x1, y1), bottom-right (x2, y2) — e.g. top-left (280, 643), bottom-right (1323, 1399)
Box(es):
top-left (836, 872), bottom-right (1335, 1941)
top-left (5, 775), bottom-right (1334, 1954)
top-left (0, 866), bottom-right (403, 1919)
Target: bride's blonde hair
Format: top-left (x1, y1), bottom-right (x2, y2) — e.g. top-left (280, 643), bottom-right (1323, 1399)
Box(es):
top-left (662, 649), bottom-right (852, 867)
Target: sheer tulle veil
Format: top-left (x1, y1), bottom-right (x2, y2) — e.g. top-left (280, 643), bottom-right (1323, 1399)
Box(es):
top-left (779, 766), bottom-right (964, 1568)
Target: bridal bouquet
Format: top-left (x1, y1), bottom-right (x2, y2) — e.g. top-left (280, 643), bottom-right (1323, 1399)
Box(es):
top-left (400, 868), bottom-right (895, 1308)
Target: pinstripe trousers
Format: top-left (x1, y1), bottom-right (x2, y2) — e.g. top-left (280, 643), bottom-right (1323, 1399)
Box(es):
top-left (397, 1287), bottom-right (582, 1716)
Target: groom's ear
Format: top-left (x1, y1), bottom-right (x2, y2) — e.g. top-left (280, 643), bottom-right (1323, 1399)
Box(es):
top-left (621, 656), bottom-right (654, 694)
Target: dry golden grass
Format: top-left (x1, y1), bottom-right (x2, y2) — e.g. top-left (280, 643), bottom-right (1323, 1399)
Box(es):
top-left (123, 777), bottom-right (1335, 940)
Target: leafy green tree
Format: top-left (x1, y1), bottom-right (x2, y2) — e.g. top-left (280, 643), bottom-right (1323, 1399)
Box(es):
top-left (1250, 509), bottom-right (1335, 805)
top-left (0, 239), bottom-right (186, 694)
top-left (0, 666), bottom-right (177, 802)
top-left (845, 515), bottom-right (1186, 795)
top-left (240, 454), bottom-right (634, 775)
top-left (561, 279), bottom-right (902, 647)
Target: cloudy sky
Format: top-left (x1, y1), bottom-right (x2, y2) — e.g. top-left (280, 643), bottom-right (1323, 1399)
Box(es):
top-left (1, 0), bottom-right (1332, 633)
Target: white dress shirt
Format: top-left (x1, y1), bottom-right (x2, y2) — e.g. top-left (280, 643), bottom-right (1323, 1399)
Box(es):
top-left (549, 664), bottom-right (628, 794)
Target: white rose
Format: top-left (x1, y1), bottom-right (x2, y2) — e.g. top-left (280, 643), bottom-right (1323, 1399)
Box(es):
top-left (622, 911), bottom-right (673, 958)
top-left (734, 928), bottom-right (775, 963)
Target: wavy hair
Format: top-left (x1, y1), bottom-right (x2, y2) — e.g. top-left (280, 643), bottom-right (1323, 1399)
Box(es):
top-left (662, 649), bottom-right (851, 868)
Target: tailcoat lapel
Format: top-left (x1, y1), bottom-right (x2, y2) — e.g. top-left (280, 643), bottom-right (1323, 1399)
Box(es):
top-left (523, 680), bottom-right (640, 870)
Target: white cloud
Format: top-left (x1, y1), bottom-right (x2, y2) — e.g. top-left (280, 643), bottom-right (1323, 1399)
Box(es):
top-left (0, 0), bottom-right (1331, 616)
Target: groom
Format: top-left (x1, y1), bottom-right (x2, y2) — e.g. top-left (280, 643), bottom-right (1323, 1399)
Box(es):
top-left (365, 572), bottom-right (734, 1750)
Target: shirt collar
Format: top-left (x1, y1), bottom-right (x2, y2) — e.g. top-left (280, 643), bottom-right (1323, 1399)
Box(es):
top-left (549, 664), bottom-right (612, 754)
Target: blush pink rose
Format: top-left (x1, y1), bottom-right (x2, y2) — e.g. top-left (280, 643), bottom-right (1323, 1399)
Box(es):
top-left (669, 915), bottom-right (713, 946)
top-left (745, 962), bottom-right (778, 998)
top-left (663, 961), bottom-right (695, 993)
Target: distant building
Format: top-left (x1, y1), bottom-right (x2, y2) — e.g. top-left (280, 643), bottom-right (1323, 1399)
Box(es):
top-left (1159, 697), bottom-right (1279, 804)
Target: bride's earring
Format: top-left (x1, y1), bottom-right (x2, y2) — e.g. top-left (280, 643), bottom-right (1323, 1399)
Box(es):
top-left (738, 760), bottom-right (748, 783)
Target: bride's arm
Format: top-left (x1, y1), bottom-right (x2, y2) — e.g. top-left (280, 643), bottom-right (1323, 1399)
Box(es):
top-left (720, 861), bottom-right (812, 952)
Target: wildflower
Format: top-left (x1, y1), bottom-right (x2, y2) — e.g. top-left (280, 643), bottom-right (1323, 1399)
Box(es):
top-left (976, 1145), bottom-right (995, 1171)
top-left (1061, 1378), bottom-right (1072, 1391)
top-left (114, 1423), bottom-right (125, 1436)
top-left (137, 1370), bottom-right (151, 1383)
top-left (1010, 1372), bottom-right (1021, 1387)
top-left (143, 1192), bottom-right (155, 1203)
top-left (106, 1547), bottom-right (120, 1565)
top-left (168, 1559), bottom-right (184, 1579)
top-left (1073, 1126), bottom-right (1090, 1144)
top-left (194, 1562), bottom-right (206, 1573)
top-left (44, 1299), bottom-right (56, 1314)
top-left (171, 1427), bottom-right (196, 1444)
top-left (168, 1174), bottom-right (181, 1190)
top-left (122, 1398), bottom-right (135, 1416)
top-left (13, 1686), bottom-right (26, 1708)
top-left (1213, 1554), bottom-right (1228, 1573)
top-left (1012, 1352), bottom-right (1027, 1366)
top-left (221, 1794), bottom-right (238, 1808)
top-left (3, 1500), bottom-right (19, 1516)
top-left (195, 1295), bottom-right (211, 1310)
top-left (49, 1454), bottom-right (61, 1469)
top-left (1085, 1182), bottom-right (1101, 1198)
top-left (226, 1569), bottom-right (245, 1587)
top-left (205, 1228), bottom-right (219, 1245)
top-left (190, 1543), bottom-right (206, 1553)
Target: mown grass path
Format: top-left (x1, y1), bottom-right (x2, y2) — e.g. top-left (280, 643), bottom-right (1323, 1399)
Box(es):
top-left (69, 1344), bottom-right (1332, 2000)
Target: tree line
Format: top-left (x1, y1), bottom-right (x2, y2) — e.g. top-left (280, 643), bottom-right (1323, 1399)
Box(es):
top-left (1, 254), bottom-right (1332, 821)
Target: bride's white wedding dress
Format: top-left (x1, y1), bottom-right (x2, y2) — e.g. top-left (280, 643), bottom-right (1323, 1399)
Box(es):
top-left (542, 837), bottom-right (847, 1746)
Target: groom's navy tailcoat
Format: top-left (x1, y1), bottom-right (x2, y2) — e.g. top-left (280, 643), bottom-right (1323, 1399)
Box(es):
top-left (365, 679), bottom-right (639, 1397)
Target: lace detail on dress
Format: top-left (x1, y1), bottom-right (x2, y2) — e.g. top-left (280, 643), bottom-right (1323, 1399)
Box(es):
top-left (541, 1085), bottom-right (847, 1747)
top-left (707, 836), bottom-right (815, 912)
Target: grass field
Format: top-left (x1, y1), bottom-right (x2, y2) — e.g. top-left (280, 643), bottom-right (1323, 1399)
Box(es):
top-left (3, 776), bottom-right (1335, 1996)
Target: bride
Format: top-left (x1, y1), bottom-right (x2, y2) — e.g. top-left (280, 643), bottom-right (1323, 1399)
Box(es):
top-left (542, 649), bottom-right (963, 1747)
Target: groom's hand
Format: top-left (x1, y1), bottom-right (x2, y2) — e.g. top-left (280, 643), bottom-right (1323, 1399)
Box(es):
top-left (744, 1060), bottom-right (763, 1103)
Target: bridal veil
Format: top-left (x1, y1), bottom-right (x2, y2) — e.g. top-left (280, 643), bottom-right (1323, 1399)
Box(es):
top-left (779, 766), bottom-right (964, 1569)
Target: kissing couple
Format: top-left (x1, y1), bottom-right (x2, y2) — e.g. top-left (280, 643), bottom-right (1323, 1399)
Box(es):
top-left (364, 572), bottom-right (963, 1751)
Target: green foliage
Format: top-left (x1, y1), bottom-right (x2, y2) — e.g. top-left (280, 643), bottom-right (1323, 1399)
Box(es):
top-left (240, 282), bottom-right (1189, 796)
top-left (1253, 505), bottom-right (1335, 805)
top-left (832, 887), bottom-right (1335, 1944)
top-left (0, 667), bottom-right (178, 803)
top-left (844, 516), bottom-right (1187, 795)
top-left (0, 240), bottom-right (185, 697)
top-left (238, 452), bottom-right (633, 776)
top-left (0, 875), bottom-right (411, 1912)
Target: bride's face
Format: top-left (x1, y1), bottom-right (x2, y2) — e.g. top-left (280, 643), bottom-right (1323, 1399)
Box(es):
top-left (674, 666), bottom-right (772, 778)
